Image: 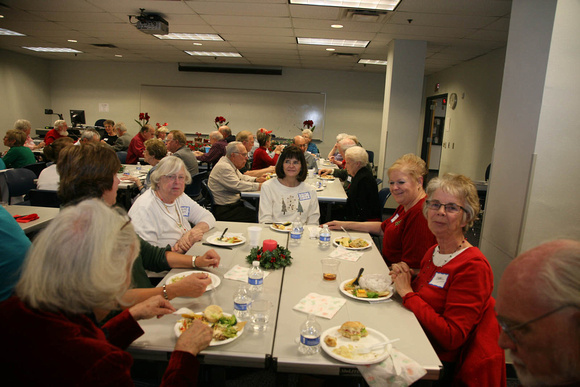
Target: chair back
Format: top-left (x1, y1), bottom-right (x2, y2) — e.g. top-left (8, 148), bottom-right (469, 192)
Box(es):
top-left (4, 168), bottom-right (37, 204)
top-left (185, 171), bottom-right (207, 201)
top-left (200, 179), bottom-right (216, 212)
top-left (376, 178), bottom-right (382, 186)
top-left (28, 189), bottom-right (61, 208)
top-left (23, 162), bottom-right (47, 178)
top-left (116, 151), bottom-right (127, 164)
top-left (366, 150), bottom-right (374, 165)
top-left (94, 119), bottom-right (107, 127)
top-left (378, 187), bottom-right (391, 212)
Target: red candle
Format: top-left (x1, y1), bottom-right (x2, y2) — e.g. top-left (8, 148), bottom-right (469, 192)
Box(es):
top-left (262, 239), bottom-right (277, 252)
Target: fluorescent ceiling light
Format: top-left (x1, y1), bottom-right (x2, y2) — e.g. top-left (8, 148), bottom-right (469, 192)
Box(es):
top-left (358, 58), bottom-right (387, 65)
top-left (331, 24), bottom-right (343, 29)
top-left (289, 0), bottom-right (400, 11)
top-left (185, 51), bottom-right (242, 57)
top-left (0, 28), bottom-right (25, 36)
top-left (326, 48), bottom-right (336, 51)
top-left (22, 47), bottom-right (82, 53)
top-left (68, 39), bottom-right (77, 43)
top-left (155, 33), bottom-right (223, 41)
top-left (297, 37), bottom-right (369, 48)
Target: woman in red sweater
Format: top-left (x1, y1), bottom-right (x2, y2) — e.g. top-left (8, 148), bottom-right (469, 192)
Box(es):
top-left (0, 199), bottom-right (213, 386)
top-left (251, 130), bottom-right (283, 170)
top-left (326, 153), bottom-right (436, 269)
top-left (390, 174), bottom-right (505, 386)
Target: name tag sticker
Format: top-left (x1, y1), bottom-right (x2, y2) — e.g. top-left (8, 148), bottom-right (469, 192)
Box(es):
top-left (181, 206), bottom-right (190, 217)
top-left (390, 213), bottom-right (400, 223)
top-left (429, 272), bottom-right (449, 288)
top-left (347, 176), bottom-right (352, 182)
top-left (298, 192), bottom-right (311, 201)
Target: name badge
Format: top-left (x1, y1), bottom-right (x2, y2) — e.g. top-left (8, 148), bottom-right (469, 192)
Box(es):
top-left (390, 213), bottom-right (400, 223)
top-left (347, 176), bottom-right (352, 182)
top-left (180, 206), bottom-right (190, 217)
top-left (429, 272), bottom-right (449, 288)
top-left (298, 192), bottom-right (311, 201)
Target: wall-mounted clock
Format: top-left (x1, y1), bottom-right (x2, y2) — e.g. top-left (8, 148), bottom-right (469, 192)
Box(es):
top-left (449, 93), bottom-right (458, 109)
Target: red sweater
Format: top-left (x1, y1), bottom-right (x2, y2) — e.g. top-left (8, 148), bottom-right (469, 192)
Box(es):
top-left (44, 128), bottom-right (66, 145)
top-left (126, 132), bottom-right (146, 164)
top-left (0, 297), bottom-right (200, 386)
top-left (380, 196), bottom-right (436, 268)
top-left (403, 246), bottom-right (505, 386)
top-left (251, 146), bottom-right (279, 170)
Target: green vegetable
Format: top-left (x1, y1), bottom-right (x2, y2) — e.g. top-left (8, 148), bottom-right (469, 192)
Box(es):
top-left (366, 291), bottom-right (379, 298)
top-left (222, 326), bottom-right (238, 338)
top-left (218, 315), bottom-right (237, 326)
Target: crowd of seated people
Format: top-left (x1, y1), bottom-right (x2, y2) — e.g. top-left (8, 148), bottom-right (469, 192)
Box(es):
top-left (1, 121), bottom-right (536, 387)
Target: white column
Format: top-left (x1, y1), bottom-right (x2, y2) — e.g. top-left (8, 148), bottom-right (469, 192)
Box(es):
top-left (377, 39), bottom-right (426, 183)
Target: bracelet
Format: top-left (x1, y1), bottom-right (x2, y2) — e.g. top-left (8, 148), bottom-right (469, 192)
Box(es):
top-left (162, 284), bottom-right (169, 300)
top-left (191, 255), bottom-right (197, 268)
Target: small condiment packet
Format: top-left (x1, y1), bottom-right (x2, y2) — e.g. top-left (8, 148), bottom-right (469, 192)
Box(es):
top-left (223, 264), bottom-right (271, 282)
top-left (292, 292), bottom-right (346, 319)
top-left (328, 246), bottom-right (364, 262)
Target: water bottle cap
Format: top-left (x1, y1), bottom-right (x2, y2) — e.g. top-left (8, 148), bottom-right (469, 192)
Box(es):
top-left (253, 261), bottom-right (260, 267)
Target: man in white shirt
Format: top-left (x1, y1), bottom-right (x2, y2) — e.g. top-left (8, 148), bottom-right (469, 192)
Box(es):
top-left (208, 141), bottom-right (266, 222)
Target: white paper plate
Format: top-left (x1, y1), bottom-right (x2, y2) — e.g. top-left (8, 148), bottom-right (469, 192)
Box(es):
top-left (332, 237), bottom-right (372, 250)
top-left (318, 175), bottom-right (335, 181)
top-left (174, 312), bottom-right (245, 346)
top-left (165, 271), bottom-right (221, 292)
top-left (270, 223), bottom-right (291, 232)
top-left (206, 235), bottom-right (246, 246)
top-left (320, 326), bottom-right (390, 365)
top-left (339, 278), bottom-right (394, 303)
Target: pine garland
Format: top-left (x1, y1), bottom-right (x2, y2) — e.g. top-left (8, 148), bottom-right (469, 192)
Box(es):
top-left (246, 245), bottom-right (292, 270)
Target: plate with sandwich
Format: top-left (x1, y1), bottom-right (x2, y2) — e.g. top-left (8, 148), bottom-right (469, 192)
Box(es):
top-left (321, 321), bottom-right (391, 365)
top-left (340, 273), bottom-right (393, 302)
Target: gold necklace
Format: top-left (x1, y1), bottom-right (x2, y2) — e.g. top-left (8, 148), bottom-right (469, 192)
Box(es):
top-left (155, 192), bottom-right (185, 230)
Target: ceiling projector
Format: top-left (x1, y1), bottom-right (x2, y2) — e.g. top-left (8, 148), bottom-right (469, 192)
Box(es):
top-left (134, 12), bottom-right (169, 35)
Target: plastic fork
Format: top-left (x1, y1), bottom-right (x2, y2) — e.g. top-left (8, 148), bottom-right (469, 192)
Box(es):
top-left (356, 338), bottom-right (400, 355)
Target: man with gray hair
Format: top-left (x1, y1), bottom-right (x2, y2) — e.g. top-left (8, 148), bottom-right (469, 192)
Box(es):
top-left (194, 130), bottom-right (226, 166)
top-left (218, 125), bottom-right (235, 143)
top-left (319, 136), bottom-right (359, 181)
top-left (110, 122), bottom-right (131, 152)
top-left (44, 119), bottom-right (69, 145)
top-left (496, 239), bottom-right (580, 386)
top-left (292, 135), bottom-right (318, 171)
top-left (75, 129), bottom-right (100, 145)
top-left (165, 130), bottom-right (199, 177)
top-left (208, 141), bottom-right (266, 222)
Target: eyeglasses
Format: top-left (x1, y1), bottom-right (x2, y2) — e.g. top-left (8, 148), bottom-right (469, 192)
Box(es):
top-left (163, 174), bottom-right (186, 182)
top-left (233, 152), bottom-right (248, 158)
top-left (497, 304), bottom-right (579, 344)
top-left (425, 200), bottom-right (465, 214)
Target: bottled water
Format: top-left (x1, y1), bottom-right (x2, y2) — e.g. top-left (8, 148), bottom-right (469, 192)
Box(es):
top-left (248, 260), bottom-right (264, 294)
top-left (318, 224), bottom-right (331, 248)
top-left (233, 284), bottom-right (251, 321)
top-left (136, 161), bottom-right (142, 171)
top-left (290, 217), bottom-right (303, 246)
top-left (298, 313), bottom-right (321, 355)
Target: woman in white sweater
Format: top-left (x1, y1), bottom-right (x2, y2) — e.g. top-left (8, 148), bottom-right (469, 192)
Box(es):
top-left (259, 145), bottom-right (320, 225)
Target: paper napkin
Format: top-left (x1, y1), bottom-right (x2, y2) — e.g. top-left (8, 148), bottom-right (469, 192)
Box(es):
top-left (224, 264), bottom-right (271, 282)
top-left (292, 292), bottom-right (346, 319)
top-left (308, 226), bottom-right (320, 239)
top-left (328, 246), bottom-right (364, 262)
top-left (357, 347), bottom-right (426, 387)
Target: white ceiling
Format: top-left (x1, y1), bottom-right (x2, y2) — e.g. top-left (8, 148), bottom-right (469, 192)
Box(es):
top-left (0, 0), bottom-right (512, 75)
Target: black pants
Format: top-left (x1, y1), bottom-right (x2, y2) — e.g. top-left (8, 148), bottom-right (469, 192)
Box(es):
top-left (214, 200), bottom-right (257, 223)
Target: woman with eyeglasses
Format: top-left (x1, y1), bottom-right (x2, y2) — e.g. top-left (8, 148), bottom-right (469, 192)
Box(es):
top-left (129, 156), bottom-right (215, 254)
top-left (258, 145), bottom-right (320, 225)
top-left (390, 173), bottom-right (505, 386)
top-left (326, 153), bottom-right (436, 268)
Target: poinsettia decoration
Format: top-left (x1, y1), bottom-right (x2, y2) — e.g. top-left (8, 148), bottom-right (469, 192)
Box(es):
top-left (303, 120), bottom-right (315, 130)
top-left (214, 116), bottom-right (229, 129)
top-left (135, 112), bottom-right (150, 128)
top-left (156, 122), bottom-right (168, 129)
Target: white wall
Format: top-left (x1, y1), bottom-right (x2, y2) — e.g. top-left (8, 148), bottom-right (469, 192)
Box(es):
top-left (0, 50), bottom-right (51, 152)
top-left (423, 48), bottom-right (506, 181)
top-left (46, 61), bottom-right (386, 158)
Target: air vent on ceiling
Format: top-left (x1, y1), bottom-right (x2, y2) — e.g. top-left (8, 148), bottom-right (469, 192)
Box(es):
top-left (91, 44), bottom-right (118, 49)
top-left (340, 9), bottom-right (389, 23)
top-left (332, 52), bottom-right (358, 58)
top-left (178, 63), bottom-right (282, 75)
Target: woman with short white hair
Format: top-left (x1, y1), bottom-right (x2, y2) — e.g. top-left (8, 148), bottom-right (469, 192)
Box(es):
top-left (0, 199), bottom-right (213, 385)
top-left (340, 146), bottom-right (381, 221)
top-left (302, 129), bottom-right (319, 155)
top-left (327, 132), bottom-right (347, 162)
top-left (129, 156), bottom-right (216, 253)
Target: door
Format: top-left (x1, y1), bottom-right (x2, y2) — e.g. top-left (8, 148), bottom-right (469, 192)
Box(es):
top-left (421, 94), bottom-right (447, 171)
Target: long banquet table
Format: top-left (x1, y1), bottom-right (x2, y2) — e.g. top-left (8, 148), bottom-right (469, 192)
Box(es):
top-left (3, 204), bottom-right (60, 234)
top-left (128, 221), bottom-right (441, 379)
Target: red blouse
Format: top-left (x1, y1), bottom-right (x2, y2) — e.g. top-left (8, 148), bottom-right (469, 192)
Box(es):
top-left (251, 146), bottom-right (279, 170)
top-left (380, 196), bottom-right (436, 268)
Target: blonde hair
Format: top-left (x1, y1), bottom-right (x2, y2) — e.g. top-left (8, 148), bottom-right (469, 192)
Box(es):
top-left (16, 199), bottom-right (139, 313)
top-left (423, 173), bottom-right (480, 232)
top-left (388, 153), bottom-right (427, 184)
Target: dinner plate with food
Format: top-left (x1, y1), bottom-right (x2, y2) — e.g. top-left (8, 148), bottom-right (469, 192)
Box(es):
top-left (270, 222), bottom-right (292, 232)
top-left (340, 273), bottom-right (393, 302)
top-left (318, 175), bottom-right (335, 181)
top-left (206, 234), bottom-right (246, 246)
top-left (174, 305), bottom-right (246, 346)
top-left (321, 321), bottom-right (391, 365)
top-left (165, 271), bottom-right (221, 292)
top-left (333, 237), bottom-right (372, 250)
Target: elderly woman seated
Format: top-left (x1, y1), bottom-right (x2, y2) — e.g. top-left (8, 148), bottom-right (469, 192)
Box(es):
top-left (251, 130), bottom-right (283, 170)
top-left (302, 129), bottom-right (319, 155)
top-left (0, 199), bottom-right (213, 385)
top-left (390, 174), bottom-right (505, 386)
top-left (129, 156), bottom-right (215, 253)
top-left (121, 138), bottom-right (167, 194)
top-left (340, 146), bottom-right (381, 221)
top-left (2, 129), bottom-right (36, 168)
top-left (36, 137), bottom-right (74, 190)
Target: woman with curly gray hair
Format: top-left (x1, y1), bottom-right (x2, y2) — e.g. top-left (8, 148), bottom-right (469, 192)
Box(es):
top-left (0, 199), bottom-right (213, 385)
